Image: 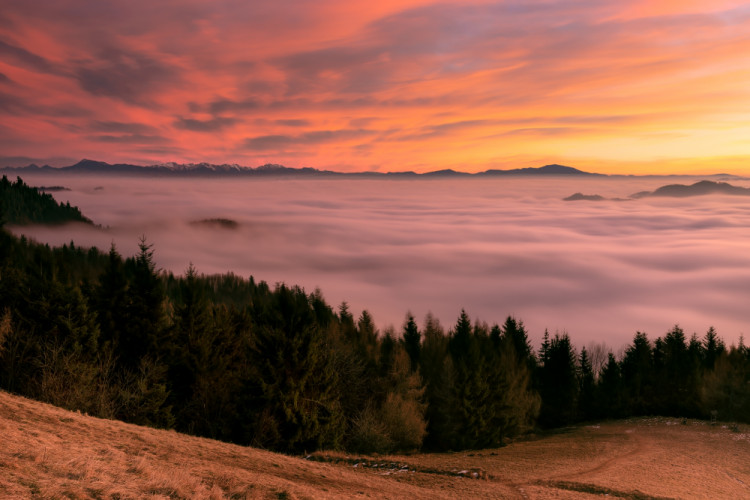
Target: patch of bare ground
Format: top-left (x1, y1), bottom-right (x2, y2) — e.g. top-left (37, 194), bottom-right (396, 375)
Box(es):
top-left (0, 391), bottom-right (513, 499)
top-left (316, 418), bottom-right (750, 499)
top-left (2, 390), bottom-right (749, 499)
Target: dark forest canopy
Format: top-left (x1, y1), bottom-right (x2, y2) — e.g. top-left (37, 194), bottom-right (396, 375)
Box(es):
top-left (0, 179), bottom-right (748, 453)
top-left (0, 175), bottom-right (92, 225)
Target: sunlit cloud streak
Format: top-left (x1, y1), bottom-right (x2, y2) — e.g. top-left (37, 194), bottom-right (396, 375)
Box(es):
top-left (1, 1), bottom-right (750, 173)
top-left (11, 173), bottom-right (750, 350)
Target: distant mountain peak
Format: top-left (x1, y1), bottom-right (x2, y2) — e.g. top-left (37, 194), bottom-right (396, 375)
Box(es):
top-left (423, 168), bottom-right (471, 177)
top-left (479, 164), bottom-right (599, 176)
top-left (71, 159), bottom-right (108, 168)
top-left (539, 164), bottom-right (581, 173)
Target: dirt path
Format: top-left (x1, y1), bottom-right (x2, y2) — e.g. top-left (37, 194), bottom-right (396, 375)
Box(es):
top-left (561, 427), bottom-right (650, 481)
top-left (532, 427), bottom-right (679, 499)
top-left (305, 421), bottom-right (750, 499)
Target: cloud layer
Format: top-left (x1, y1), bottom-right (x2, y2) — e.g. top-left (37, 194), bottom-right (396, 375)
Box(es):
top-left (2, 1), bottom-right (750, 173)
top-left (12, 172), bottom-right (750, 350)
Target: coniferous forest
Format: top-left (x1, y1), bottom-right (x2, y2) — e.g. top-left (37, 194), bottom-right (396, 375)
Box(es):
top-left (1, 176), bottom-right (749, 453)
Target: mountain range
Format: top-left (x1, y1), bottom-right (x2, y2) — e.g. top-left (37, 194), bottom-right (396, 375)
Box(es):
top-left (2, 159), bottom-right (602, 177)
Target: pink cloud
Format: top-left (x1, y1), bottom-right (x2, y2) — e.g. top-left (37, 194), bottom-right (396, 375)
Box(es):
top-left (1, 1), bottom-right (749, 173)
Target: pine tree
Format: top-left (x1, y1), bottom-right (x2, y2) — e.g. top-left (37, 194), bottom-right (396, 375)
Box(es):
top-left (702, 326), bottom-right (725, 371)
top-left (492, 324), bottom-right (540, 437)
top-left (538, 333), bottom-right (578, 427)
top-left (402, 313), bottom-right (421, 372)
top-left (578, 347), bottom-right (596, 420)
top-left (379, 328), bottom-right (397, 378)
top-left (655, 325), bottom-right (699, 416)
top-left (539, 329), bottom-right (550, 364)
top-left (167, 264), bottom-right (214, 433)
top-left (94, 244), bottom-right (129, 349)
top-left (621, 331), bottom-right (653, 415)
top-left (420, 313), bottom-right (454, 450)
top-left (701, 344), bottom-right (750, 423)
top-left (597, 353), bottom-right (624, 418)
top-left (249, 284), bottom-right (344, 452)
top-left (120, 237), bottom-right (166, 368)
top-left (502, 316), bottom-right (533, 364)
top-left (445, 311), bottom-right (483, 448)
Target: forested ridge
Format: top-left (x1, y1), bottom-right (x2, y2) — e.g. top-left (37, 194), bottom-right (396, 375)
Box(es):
top-left (0, 180), bottom-right (749, 454)
top-left (0, 175), bottom-right (92, 225)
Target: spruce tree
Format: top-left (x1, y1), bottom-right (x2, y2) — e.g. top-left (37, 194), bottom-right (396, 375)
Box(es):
top-left (621, 331), bottom-right (653, 415)
top-left (597, 353), bottom-right (624, 418)
top-left (168, 264), bottom-right (213, 433)
top-left (538, 333), bottom-right (578, 427)
top-left (94, 244), bottom-right (128, 349)
top-left (402, 313), bottom-right (421, 373)
top-left (249, 284), bottom-right (344, 452)
top-left (121, 237), bottom-right (166, 367)
top-left (420, 313), bottom-right (454, 450)
top-left (578, 347), bottom-right (596, 420)
top-left (702, 326), bottom-right (725, 371)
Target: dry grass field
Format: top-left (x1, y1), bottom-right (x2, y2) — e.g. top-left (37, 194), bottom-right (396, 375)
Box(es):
top-left (1, 390), bottom-right (749, 499)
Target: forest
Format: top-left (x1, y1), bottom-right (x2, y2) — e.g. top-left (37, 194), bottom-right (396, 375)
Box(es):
top-left (0, 175), bottom-right (749, 453)
top-left (0, 175), bottom-right (92, 226)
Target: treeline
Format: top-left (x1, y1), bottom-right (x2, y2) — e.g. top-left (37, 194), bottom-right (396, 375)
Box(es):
top-left (0, 226), bottom-right (540, 452)
top-left (0, 175), bottom-right (92, 225)
top-left (537, 328), bottom-right (749, 426)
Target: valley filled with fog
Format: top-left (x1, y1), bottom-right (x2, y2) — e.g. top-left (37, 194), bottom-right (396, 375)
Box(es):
top-left (10, 173), bottom-right (750, 350)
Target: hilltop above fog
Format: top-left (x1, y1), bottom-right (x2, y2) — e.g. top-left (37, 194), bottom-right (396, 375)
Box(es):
top-left (565, 180), bottom-right (750, 201)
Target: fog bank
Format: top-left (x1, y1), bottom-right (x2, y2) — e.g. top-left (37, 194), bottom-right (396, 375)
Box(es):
top-left (11, 173), bottom-right (750, 350)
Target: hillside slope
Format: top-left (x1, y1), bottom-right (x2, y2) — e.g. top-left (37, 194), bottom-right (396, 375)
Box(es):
top-left (2, 390), bottom-right (750, 499)
top-left (0, 391), bottom-right (512, 499)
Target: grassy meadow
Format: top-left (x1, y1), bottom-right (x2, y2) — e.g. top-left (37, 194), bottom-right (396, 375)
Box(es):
top-left (2, 389), bottom-right (749, 499)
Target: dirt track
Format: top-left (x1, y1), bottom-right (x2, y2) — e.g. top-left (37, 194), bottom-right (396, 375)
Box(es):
top-left (335, 419), bottom-right (750, 499)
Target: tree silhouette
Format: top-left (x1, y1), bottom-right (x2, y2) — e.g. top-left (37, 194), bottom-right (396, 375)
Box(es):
top-left (402, 313), bottom-right (421, 372)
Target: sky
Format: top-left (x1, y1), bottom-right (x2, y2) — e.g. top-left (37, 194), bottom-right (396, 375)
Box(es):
top-left (12, 173), bottom-right (750, 350)
top-left (2, 0), bottom-right (750, 174)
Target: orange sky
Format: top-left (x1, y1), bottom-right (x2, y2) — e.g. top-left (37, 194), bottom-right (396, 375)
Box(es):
top-left (1, 0), bottom-right (750, 174)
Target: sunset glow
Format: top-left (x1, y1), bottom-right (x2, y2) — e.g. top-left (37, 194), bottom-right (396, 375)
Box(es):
top-left (2, 0), bottom-right (750, 174)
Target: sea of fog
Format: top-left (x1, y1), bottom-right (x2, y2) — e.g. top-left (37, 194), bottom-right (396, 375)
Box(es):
top-left (10, 173), bottom-right (750, 351)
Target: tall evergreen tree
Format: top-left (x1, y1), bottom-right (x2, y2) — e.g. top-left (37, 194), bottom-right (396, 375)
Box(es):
top-left (420, 313), bottom-right (454, 450)
top-left (120, 237), bottom-right (166, 367)
top-left (538, 333), bottom-right (578, 427)
top-left (445, 310), bottom-right (479, 448)
top-left (701, 344), bottom-right (750, 422)
top-left (578, 347), bottom-right (596, 420)
top-left (93, 244), bottom-right (129, 349)
top-left (655, 325), bottom-right (699, 416)
top-left (402, 313), bottom-right (421, 373)
top-left (493, 323), bottom-right (540, 437)
top-left (702, 326), bottom-right (725, 371)
top-left (249, 284), bottom-right (344, 452)
top-left (597, 353), bottom-right (625, 418)
top-left (621, 331), bottom-right (653, 415)
top-left (502, 316), bottom-right (533, 364)
top-left (167, 264), bottom-right (213, 433)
